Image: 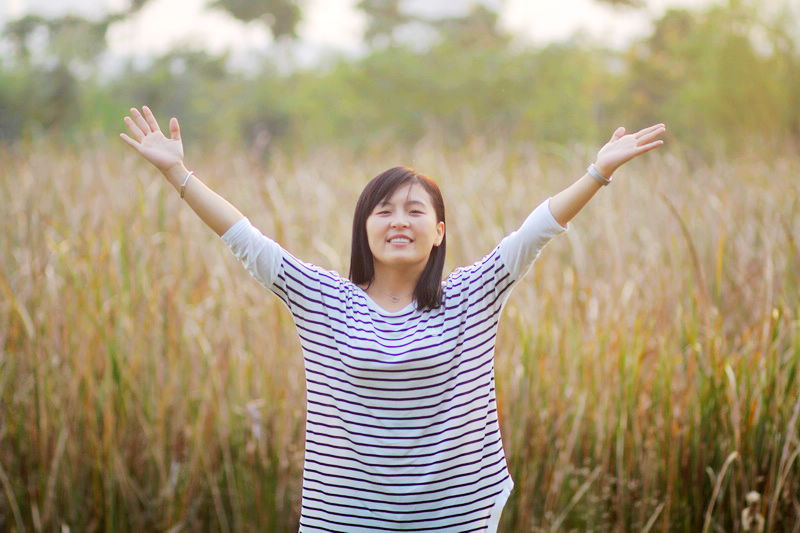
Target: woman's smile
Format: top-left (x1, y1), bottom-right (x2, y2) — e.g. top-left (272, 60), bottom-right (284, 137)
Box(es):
top-left (365, 182), bottom-right (444, 268)
top-left (387, 233), bottom-right (413, 246)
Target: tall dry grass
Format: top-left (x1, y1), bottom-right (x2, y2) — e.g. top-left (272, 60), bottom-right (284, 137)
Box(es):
top-left (0, 133), bottom-right (798, 532)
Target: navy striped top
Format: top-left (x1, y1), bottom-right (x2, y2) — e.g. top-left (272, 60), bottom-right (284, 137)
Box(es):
top-left (222, 198), bottom-right (566, 532)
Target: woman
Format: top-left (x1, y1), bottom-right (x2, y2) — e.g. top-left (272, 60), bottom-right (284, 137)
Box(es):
top-left (120, 106), bottom-right (665, 532)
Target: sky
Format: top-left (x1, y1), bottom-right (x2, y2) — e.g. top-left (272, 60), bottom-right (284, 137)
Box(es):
top-left (1, 0), bottom-right (723, 71)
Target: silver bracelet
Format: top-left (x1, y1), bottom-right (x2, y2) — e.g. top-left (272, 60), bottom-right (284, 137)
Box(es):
top-left (587, 164), bottom-right (612, 186)
top-left (180, 170), bottom-right (194, 199)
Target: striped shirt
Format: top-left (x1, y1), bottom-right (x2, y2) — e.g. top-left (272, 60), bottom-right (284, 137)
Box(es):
top-left (222, 198), bottom-right (566, 532)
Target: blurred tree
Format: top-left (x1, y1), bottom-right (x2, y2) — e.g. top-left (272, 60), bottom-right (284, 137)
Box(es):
top-left (0, 0), bottom-right (795, 153)
top-left (0, 0), bottom-right (302, 143)
top-left (273, 34), bottom-right (616, 150)
top-left (0, 14), bottom-right (106, 139)
top-left (29, 63), bottom-right (80, 130)
top-left (357, 0), bottom-right (414, 46)
top-left (596, 0), bottom-right (644, 6)
top-left (2, 0), bottom-right (163, 70)
top-left (0, 69), bottom-right (26, 142)
top-left (207, 0), bottom-right (302, 39)
top-left (624, 1), bottom-right (799, 152)
top-left (356, 1), bottom-right (507, 49)
top-left (3, 15), bottom-right (41, 64)
top-left (2, 14), bottom-right (110, 71)
top-left (435, 5), bottom-right (509, 48)
top-left (763, 1), bottom-right (800, 138)
top-left (105, 49), bottom-right (240, 142)
top-left (124, 0), bottom-right (157, 13)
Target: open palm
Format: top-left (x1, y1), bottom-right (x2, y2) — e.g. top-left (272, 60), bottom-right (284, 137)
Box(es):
top-left (595, 123), bottom-right (666, 177)
top-left (120, 106), bottom-right (184, 172)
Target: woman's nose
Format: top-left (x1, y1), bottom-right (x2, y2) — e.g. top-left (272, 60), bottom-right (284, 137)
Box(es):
top-left (390, 216), bottom-right (410, 228)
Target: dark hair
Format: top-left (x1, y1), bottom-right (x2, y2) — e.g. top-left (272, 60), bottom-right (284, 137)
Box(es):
top-left (348, 166), bottom-right (447, 312)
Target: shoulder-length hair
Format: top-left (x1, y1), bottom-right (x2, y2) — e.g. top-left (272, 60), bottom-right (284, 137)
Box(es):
top-left (348, 166), bottom-right (446, 312)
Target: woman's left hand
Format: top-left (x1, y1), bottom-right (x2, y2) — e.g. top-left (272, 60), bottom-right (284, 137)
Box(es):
top-left (594, 123), bottom-right (666, 178)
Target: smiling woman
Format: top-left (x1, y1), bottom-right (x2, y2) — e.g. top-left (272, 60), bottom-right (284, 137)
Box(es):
top-left (349, 167), bottom-right (446, 312)
top-left (120, 105), bottom-right (665, 531)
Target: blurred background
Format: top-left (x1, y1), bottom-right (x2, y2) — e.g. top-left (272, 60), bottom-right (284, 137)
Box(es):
top-left (0, 0), bottom-right (797, 154)
top-left (1, 1), bottom-right (799, 532)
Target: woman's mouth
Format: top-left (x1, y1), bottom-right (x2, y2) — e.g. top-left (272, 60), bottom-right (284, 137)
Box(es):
top-left (387, 236), bottom-right (413, 246)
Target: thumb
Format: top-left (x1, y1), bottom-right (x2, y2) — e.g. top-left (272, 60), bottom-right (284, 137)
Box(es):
top-left (170, 117), bottom-right (181, 141)
top-left (610, 126), bottom-right (625, 142)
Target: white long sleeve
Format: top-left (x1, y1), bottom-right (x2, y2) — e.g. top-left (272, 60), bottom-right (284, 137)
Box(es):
top-left (220, 217), bottom-right (283, 290)
top-left (498, 197), bottom-right (567, 281)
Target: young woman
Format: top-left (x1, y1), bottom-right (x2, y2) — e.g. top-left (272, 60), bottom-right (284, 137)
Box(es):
top-left (120, 106), bottom-right (665, 532)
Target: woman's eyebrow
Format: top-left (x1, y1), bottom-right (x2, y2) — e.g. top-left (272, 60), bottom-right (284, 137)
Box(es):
top-left (378, 199), bottom-right (426, 207)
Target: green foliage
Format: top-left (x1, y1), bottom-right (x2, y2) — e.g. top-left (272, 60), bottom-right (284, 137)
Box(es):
top-left (0, 62), bottom-right (81, 139)
top-left (3, 14), bottom-right (110, 68)
top-left (358, 0), bottom-right (409, 45)
top-left (0, 0), bottom-right (798, 155)
top-left (358, 0), bottom-right (509, 49)
top-left (598, 0), bottom-right (644, 6)
top-left (208, 0), bottom-right (302, 38)
top-left (0, 68), bottom-right (26, 141)
top-left (624, 3), bottom-right (798, 152)
top-left (256, 38), bottom-right (618, 152)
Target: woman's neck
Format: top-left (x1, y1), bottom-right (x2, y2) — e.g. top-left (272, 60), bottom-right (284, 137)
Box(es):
top-left (360, 263), bottom-right (422, 304)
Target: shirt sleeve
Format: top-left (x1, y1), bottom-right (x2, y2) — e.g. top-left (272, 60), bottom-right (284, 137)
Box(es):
top-left (445, 197), bottom-right (567, 317)
top-left (498, 197), bottom-right (568, 284)
top-left (221, 217), bottom-right (283, 291)
top-left (220, 217), bottom-right (338, 315)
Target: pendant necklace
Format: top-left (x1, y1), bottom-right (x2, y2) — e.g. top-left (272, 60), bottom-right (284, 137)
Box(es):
top-left (376, 288), bottom-right (410, 303)
top-left (387, 292), bottom-right (407, 302)
top-left (362, 283), bottom-right (411, 303)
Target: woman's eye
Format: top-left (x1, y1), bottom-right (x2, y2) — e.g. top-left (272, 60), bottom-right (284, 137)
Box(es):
top-left (410, 210), bottom-right (423, 215)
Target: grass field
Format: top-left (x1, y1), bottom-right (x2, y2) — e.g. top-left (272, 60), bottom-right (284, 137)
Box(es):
top-left (1, 134), bottom-right (798, 532)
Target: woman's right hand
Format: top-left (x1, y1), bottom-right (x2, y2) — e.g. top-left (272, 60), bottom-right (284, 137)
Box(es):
top-left (120, 106), bottom-right (184, 173)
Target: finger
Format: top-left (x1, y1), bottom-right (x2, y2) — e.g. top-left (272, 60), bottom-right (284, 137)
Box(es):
top-left (637, 127), bottom-right (666, 145)
top-left (119, 132), bottom-right (141, 151)
top-left (636, 125), bottom-right (667, 145)
top-left (142, 105), bottom-right (161, 133)
top-left (610, 126), bottom-right (625, 142)
top-left (637, 139), bottom-right (665, 153)
top-left (130, 107), bottom-right (152, 134)
top-left (170, 117), bottom-right (181, 141)
top-left (123, 116), bottom-right (145, 140)
top-left (635, 123), bottom-right (665, 139)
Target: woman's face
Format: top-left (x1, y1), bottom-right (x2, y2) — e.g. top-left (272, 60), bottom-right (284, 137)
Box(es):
top-left (365, 182), bottom-right (445, 270)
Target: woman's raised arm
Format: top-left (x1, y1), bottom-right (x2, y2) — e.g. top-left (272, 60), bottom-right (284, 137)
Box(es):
top-left (548, 123), bottom-right (666, 227)
top-left (120, 106), bottom-right (245, 236)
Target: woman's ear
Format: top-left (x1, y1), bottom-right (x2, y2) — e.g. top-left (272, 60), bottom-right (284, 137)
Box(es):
top-left (434, 221), bottom-right (445, 247)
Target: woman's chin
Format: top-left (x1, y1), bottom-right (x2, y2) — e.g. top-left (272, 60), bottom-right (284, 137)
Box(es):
top-left (376, 254), bottom-right (427, 267)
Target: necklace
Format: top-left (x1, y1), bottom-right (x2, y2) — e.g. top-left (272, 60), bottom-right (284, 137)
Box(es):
top-left (384, 291), bottom-right (410, 303)
top-left (369, 286), bottom-right (411, 303)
